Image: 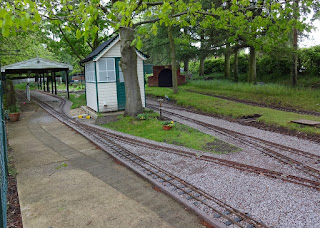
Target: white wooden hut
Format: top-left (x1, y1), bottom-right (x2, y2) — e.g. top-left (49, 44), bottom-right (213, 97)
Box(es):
top-left (81, 35), bottom-right (147, 112)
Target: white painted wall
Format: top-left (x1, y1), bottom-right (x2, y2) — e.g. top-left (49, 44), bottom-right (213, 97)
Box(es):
top-left (137, 57), bottom-right (146, 107)
top-left (86, 83), bottom-right (98, 111)
top-left (98, 83), bottom-right (118, 112)
top-left (101, 42), bottom-right (121, 58)
top-left (86, 39), bottom-right (146, 112)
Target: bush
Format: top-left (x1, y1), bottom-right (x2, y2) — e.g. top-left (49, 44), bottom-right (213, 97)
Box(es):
top-left (8, 104), bottom-right (20, 113)
top-left (202, 55), bottom-right (249, 75)
top-left (300, 45), bottom-right (320, 75)
top-left (204, 58), bottom-right (225, 74)
top-left (257, 54), bottom-right (291, 79)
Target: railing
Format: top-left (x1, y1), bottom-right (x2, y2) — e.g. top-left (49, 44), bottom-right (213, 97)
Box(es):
top-left (0, 80), bottom-right (8, 228)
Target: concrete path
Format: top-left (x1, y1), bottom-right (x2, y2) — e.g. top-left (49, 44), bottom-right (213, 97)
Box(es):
top-left (7, 92), bottom-right (204, 228)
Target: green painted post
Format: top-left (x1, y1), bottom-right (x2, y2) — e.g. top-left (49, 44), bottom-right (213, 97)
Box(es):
top-left (143, 61), bottom-right (146, 107)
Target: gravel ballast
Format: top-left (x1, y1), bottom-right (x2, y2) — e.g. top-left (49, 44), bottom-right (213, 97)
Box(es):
top-left (31, 92), bottom-right (320, 227)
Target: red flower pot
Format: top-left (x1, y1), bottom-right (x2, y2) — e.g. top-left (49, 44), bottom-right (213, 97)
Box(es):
top-left (9, 112), bottom-right (21, 122)
top-left (162, 125), bottom-right (172, 131)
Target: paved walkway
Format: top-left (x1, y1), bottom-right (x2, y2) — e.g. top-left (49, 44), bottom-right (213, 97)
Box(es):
top-left (7, 92), bottom-right (203, 228)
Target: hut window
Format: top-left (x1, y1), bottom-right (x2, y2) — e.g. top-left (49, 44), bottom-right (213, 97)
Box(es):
top-left (99, 58), bottom-right (116, 82)
top-left (85, 62), bottom-right (95, 82)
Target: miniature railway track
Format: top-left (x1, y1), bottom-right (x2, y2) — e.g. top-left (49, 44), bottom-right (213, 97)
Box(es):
top-left (184, 89), bottom-right (320, 117)
top-left (31, 94), bottom-right (270, 228)
top-left (47, 92), bottom-right (320, 190)
top-left (38, 92), bottom-right (320, 191)
top-left (147, 103), bottom-right (320, 181)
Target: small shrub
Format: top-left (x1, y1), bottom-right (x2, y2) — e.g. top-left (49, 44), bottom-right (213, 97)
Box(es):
top-left (8, 104), bottom-right (20, 113)
top-left (161, 120), bottom-right (175, 127)
top-left (136, 113), bottom-right (149, 120)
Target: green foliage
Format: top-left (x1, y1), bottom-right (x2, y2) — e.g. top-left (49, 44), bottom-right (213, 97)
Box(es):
top-left (5, 80), bottom-right (16, 109)
top-left (58, 93), bottom-right (86, 109)
top-left (256, 54), bottom-right (291, 79)
top-left (300, 45), bottom-right (320, 75)
top-left (185, 80), bottom-right (320, 111)
top-left (136, 113), bottom-right (149, 120)
top-left (14, 82), bottom-right (37, 90)
top-left (161, 120), bottom-right (175, 127)
top-left (70, 94), bottom-right (86, 109)
top-left (8, 104), bottom-right (20, 113)
top-left (190, 54), bottom-right (249, 76)
top-left (0, 32), bottom-right (58, 66)
top-left (204, 58), bottom-right (225, 74)
top-left (56, 162), bottom-right (68, 169)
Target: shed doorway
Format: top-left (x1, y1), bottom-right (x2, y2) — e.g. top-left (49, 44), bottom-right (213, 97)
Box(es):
top-left (158, 69), bottom-right (172, 87)
top-left (115, 58), bottom-right (126, 110)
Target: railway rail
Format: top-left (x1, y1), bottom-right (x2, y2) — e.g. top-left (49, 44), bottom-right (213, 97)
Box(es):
top-left (147, 103), bottom-right (320, 181)
top-left (50, 92), bottom-right (320, 190)
top-left (31, 94), bottom-right (269, 228)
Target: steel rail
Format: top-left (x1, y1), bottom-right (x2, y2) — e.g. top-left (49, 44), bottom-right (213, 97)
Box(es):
top-left (147, 103), bottom-right (320, 181)
top-left (82, 124), bottom-right (320, 191)
top-left (31, 95), bottom-right (268, 228)
top-left (35, 92), bottom-right (320, 190)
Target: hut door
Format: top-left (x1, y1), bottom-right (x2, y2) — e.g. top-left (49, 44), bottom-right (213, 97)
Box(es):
top-left (115, 58), bottom-right (126, 110)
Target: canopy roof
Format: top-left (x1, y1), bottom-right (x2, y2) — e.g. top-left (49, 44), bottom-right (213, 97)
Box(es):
top-left (1, 57), bottom-right (73, 74)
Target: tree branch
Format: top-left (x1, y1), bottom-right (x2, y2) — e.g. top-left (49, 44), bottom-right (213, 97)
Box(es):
top-left (58, 25), bottom-right (83, 61)
top-left (133, 11), bottom-right (188, 28)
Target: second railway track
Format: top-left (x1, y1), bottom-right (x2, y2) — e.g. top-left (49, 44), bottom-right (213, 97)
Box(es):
top-left (30, 93), bottom-right (275, 228)
top-left (147, 103), bottom-right (320, 181)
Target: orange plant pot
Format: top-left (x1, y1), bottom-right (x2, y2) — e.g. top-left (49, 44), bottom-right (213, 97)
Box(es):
top-left (162, 125), bottom-right (172, 131)
top-left (9, 112), bottom-right (20, 122)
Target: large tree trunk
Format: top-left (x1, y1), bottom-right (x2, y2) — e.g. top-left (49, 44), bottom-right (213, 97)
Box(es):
top-left (233, 48), bottom-right (239, 82)
top-left (224, 43), bottom-right (231, 79)
top-left (168, 25), bottom-right (178, 93)
top-left (199, 56), bottom-right (205, 77)
top-left (119, 27), bottom-right (143, 116)
top-left (248, 46), bottom-right (256, 83)
top-left (292, 0), bottom-right (299, 86)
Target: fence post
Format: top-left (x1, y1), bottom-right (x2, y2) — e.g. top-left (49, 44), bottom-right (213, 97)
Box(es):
top-left (0, 80), bottom-right (8, 228)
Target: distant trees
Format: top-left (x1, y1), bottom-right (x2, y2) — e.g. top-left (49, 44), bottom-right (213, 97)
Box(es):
top-left (1, 0), bottom-right (319, 116)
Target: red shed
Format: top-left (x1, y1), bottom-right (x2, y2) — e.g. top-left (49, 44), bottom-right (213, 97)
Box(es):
top-left (148, 65), bottom-right (186, 87)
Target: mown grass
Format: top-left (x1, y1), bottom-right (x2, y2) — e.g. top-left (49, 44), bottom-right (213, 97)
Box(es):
top-left (183, 80), bottom-right (320, 112)
top-left (145, 86), bottom-right (320, 136)
top-left (58, 93), bottom-right (86, 109)
top-left (14, 82), bottom-right (38, 90)
top-left (57, 83), bottom-right (85, 91)
top-left (101, 112), bottom-right (240, 154)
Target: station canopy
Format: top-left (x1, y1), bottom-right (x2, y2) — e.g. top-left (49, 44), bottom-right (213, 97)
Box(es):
top-left (1, 57), bottom-right (73, 75)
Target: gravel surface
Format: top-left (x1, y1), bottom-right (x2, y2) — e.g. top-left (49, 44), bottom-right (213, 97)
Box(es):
top-left (31, 91), bottom-right (320, 228)
top-left (147, 99), bottom-right (320, 178)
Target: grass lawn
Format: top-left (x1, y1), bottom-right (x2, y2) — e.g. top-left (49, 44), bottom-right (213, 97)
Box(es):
top-left (14, 82), bottom-right (38, 90)
top-left (146, 86), bottom-right (320, 136)
top-left (57, 83), bottom-right (85, 91)
top-left (101, 112), bottom-right (240, 154)
top-left (58, 93), bottom-right (86, 109)
top-left (183, 80), bottom-right (320, 112)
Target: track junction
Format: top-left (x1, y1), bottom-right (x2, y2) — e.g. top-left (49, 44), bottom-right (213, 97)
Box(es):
top-left (30, 91), bottom-right (320, 228)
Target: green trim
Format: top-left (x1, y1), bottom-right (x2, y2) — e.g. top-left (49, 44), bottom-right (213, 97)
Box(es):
top-left (97, 81), bottom-right (117, 84)
top-left (143, 60), bottom-right (146, 107)
top-left (115, 58), bottom-right (126, 110)
top-left (94, 61), bottom-right (100, 112)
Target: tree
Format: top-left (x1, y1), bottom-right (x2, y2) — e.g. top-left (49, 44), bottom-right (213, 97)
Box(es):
top-left (52, 0), bottom-right (200, 116)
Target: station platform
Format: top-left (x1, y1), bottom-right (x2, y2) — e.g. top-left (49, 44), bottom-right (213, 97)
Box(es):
top-left (7, 91), bottom-right (203, 228)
